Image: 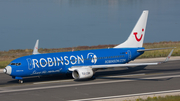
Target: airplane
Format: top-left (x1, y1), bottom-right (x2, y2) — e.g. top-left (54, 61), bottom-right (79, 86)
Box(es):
top-left (3, 10), bottom-right (174, 83)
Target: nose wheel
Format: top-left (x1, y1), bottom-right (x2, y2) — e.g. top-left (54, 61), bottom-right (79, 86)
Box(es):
top-left (19, 80), bottom-right (23, 84)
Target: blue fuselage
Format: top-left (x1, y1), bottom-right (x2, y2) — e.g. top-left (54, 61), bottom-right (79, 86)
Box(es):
top-left (8, 48), bottom-right (144, 78)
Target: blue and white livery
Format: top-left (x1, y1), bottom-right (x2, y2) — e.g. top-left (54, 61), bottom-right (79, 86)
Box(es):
top-left (4, 10), bottom-right (174, 83)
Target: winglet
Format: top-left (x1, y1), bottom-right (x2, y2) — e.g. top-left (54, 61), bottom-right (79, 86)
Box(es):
top-left (164, 49), bottom-right (174, 62)
top-left (33, 39), bottom-right (40, 55)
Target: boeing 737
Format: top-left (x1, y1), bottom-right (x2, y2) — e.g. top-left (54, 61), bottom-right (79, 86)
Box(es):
top-left (4, 10), bottom-right (174, 83)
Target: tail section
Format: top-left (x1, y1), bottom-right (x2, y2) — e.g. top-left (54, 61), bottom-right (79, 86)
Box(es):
top-left (114, 10), bottom-right (148, 48)
top-left (33, 39), bottom-right (40, 55)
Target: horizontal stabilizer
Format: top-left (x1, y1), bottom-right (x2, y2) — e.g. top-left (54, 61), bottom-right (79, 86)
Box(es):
top-left (137, 47), bottom-right (175, 52)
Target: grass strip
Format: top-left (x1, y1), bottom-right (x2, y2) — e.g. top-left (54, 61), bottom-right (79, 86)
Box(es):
top-left (136, 95), bottom-right (180, 101)
top-left (0, 60), bottom-right (12, 69)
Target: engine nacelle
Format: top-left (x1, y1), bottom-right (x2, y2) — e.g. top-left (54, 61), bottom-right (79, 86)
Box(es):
top-left (72, 67), bottom-right (93, 80)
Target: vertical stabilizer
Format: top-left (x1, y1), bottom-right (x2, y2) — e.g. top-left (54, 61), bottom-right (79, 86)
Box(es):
top-left (114, 10), bottom-right (148, 48)
top-left (33, 39), bottom-right (40, 55)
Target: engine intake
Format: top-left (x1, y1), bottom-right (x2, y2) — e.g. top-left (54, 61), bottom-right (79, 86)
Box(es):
top-left (72, 67), bottom-right (93, 80)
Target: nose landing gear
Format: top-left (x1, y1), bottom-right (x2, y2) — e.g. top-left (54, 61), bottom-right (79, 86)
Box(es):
top-left (12, 76), bottom-right (24, 84)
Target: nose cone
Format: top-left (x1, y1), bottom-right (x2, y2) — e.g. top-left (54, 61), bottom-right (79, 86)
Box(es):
top-left (4, 66), bottom-right (12, 75)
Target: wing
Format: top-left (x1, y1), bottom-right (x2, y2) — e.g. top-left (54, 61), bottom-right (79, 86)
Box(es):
top-left (69, 49), bottom-right (174, 71)
top-left (91, 62), bottom-right (158, 69)
top-left (69, 63), bottom-right (159, 71)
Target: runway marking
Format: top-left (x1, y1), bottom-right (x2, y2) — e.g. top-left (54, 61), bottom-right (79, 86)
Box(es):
top-left (145, 73), bottom-right (163, 75)
top-left (70, 89), bottom-right (180, 101)
top-left (1, 74), bottom-right (180, 94)
top-left (0, 69), bottom-right (4, 73)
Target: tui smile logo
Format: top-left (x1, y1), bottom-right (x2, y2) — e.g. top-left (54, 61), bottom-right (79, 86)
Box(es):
top-left (133, 28), bottom-right (144, 42)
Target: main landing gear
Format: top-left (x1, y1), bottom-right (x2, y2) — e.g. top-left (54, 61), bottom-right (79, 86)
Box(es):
top-left (19, 80), bottom-right (23, 84)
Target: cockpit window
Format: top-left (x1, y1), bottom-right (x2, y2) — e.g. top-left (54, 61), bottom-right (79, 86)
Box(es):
top-left (9, 63), bottom-right (21, 66)
top-left (10, 63), bottom-right (16, 65)
top-left (16, 63), bottom-right (21, 66)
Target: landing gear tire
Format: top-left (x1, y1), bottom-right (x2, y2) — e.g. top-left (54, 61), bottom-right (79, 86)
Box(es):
top-left (19, 80), bottom-right (23, 84)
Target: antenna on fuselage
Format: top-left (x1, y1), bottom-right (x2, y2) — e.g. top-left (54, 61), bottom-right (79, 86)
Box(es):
top-left (33, 39), bottom-right (40, 55)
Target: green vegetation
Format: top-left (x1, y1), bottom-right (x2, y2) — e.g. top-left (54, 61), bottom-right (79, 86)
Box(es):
top-left (0, 60), bottom-right (12, 69)
top-left (136, 95), bottom-right (180, 101)
top-left (139, 41), bottom-right (180, 58)
top-left (0, 41), bottom-right (179, 69)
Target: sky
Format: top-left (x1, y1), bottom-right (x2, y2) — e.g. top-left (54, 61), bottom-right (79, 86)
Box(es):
top-left (0, 0), bottom-right (180, 51)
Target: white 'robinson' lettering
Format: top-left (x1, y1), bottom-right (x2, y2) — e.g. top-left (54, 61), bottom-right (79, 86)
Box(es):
top-left (32, 59), bottom-right (39, 68)
top-left (70, 55), bottom-right (77, 65)
top-left (77, 55), bottom-right (84, 64)
top-left (31, 53), bottom-right (95, 68)
top-left (40, 58), bottom-right (47, 67)
top-left (47, 57), bottom-right (54, 67)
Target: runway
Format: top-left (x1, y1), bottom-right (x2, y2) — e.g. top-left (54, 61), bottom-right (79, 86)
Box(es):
top-left (0, 60), bottom-right (180, 101)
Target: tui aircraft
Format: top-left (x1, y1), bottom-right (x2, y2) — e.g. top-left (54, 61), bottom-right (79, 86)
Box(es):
top-left (4, 10), bottom-right (174, 83)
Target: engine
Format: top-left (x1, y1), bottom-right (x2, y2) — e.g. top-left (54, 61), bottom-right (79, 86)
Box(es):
top-left (72, 67), bottom-right (94, 80)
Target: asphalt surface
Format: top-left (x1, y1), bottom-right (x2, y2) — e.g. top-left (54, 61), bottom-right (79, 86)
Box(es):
top-left (0, 60), bottom-right (180, 101)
